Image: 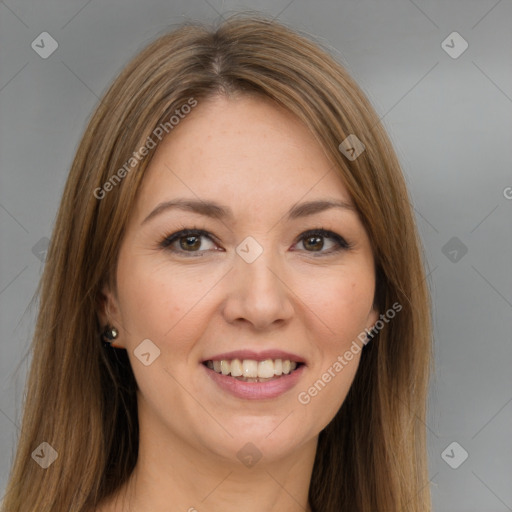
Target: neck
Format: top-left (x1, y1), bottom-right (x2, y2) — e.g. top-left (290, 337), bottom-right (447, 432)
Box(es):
top-left (105, 412), bottom-right (318, 512)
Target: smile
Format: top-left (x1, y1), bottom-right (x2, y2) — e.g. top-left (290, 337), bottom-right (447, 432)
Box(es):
top-left (203, 358), bottom-right (302, 382)
top-left (201, 354), bottom-right (306, 400)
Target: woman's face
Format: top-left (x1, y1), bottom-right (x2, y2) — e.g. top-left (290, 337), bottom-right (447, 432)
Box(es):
top-left (101, 95), bottom-right (379, 466)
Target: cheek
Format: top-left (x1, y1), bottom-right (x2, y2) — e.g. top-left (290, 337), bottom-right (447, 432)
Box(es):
top-left (300, 266), bottom-right (375, 343)
top-left (295, 265), bottom-right (373, 405)
top-left (299, 349), bottom-right (361, 428)
top-left (116, 254), bottom-right (220, 348)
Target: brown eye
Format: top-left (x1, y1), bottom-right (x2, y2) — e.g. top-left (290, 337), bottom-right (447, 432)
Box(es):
top-left (160, 229), bottom-right (217, 255)
top-left (159, 227), bottom-right (351, 257)
top-left (302, 234), bottom-right (325, 252)
top-left (295, 229), bottom-right (352, 255)
top-left (179, 235), bottom-right (202, 251)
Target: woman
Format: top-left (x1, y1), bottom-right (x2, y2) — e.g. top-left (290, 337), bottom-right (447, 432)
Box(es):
top-left (1, 13), bottom-right (432, 512)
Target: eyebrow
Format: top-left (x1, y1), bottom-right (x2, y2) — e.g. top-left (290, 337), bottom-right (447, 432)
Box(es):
top-left (141, 197), bottom-right (355, 225)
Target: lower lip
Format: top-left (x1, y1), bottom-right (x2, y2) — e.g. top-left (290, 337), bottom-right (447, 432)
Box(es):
top-left (202, 363), bottom-right (306, 400)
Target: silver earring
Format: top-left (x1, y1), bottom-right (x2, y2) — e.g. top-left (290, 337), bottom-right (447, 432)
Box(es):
top-left (365, 328), bottom-right (376, 345)
top-left (102, 325), bottom-right (118, 345)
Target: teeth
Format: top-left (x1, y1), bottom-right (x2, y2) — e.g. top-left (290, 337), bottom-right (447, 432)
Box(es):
top-left (206, 358), bottom-right (300, 379)
top-left (230, 358), bottom-right (243, 377)
top-left (258, 359), bottom-right (275, 378)
top-left (243, 359), bottom-right (258, 378)
top-left (220, 360), bottom-right (230, 375)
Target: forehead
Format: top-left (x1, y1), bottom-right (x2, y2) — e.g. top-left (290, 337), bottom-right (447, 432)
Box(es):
top-left (135, 95), bottom-right (353, 220)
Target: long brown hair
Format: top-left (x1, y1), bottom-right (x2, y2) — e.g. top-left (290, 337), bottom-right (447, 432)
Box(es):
top-left (1, 13), bottom-right (432, 511)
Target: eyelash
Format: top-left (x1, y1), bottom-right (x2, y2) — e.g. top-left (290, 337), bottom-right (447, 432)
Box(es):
top-left (158, 225), bottom-right (353, 257)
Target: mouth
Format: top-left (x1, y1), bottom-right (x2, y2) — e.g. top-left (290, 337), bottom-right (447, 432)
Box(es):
top-left (202, 358), bottom-right (305, 383)
top-left (200, 351), bottom-right (307, 400)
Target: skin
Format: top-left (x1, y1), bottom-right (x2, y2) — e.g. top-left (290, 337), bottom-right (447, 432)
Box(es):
top-left (97, 94), bottom-right (379, 512)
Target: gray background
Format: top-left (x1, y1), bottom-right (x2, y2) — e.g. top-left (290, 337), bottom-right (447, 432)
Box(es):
top-left (1, 0), bottom-right (511, 510)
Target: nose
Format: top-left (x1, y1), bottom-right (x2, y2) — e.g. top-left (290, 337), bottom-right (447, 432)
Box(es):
top-left (221, 247), bottom-right (295, 331)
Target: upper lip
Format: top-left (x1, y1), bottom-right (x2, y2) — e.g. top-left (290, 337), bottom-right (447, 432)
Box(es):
top-left (202, 349), bottom-right (306, 364)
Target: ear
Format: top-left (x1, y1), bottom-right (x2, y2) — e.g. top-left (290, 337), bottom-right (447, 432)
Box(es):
top-left (366, 304), bottom-right (380, 333)
top-left (97, 284), bottom-right (125, 349)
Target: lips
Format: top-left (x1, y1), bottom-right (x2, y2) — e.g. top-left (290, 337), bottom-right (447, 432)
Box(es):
top-left (202, 349), bottom-right (305, 364)
top-left (201, 349), bottom-right (306, 399)
top-left (202, 362), bottom-right (305, 400)
top-left (204, 358), bottom-right (301, 380)
top-left (202, 350), bottom-right (305, 380)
